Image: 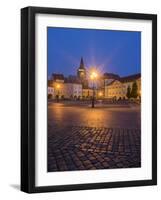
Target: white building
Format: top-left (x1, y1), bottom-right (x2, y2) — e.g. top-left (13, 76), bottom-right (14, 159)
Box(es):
top-left (48, 87), bottom-right (54, 98)
top-left (63, 83), bottom-right (82, 99)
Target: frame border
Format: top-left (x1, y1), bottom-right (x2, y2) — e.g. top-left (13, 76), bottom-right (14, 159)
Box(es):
top-left (21, 6), bottom-right (157, 193)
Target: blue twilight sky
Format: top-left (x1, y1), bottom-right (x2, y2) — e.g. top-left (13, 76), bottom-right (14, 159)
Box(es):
top-left (47, 27), bottom-right (141, 77)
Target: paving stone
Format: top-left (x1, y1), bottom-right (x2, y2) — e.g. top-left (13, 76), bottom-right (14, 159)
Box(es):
top-left (48, 126), bottom-right (141, 171)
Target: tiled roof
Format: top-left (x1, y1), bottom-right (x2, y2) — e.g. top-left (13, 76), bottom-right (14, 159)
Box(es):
top-left (106, 73), bottom-right (141, 86)
top-left (52, 73), bottom-right (64, 80)
top-left (103, 73), bottom-right (120, 80)
top-left (64, 77), bottom-right (82, 84)
top-left (106, 79), bottom-right (120, 86)
top-left (120, 73), bottom-right (141, 83)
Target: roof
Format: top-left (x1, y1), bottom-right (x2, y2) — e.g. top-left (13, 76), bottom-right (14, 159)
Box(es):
top-left (52, 73), bottom-right (64, 80)
top-left (48, 80), bottom-right (53, 87)
top-left (120, 73), bottom-right (141, 83)
top-left (79, 57), bottom-right (85, 69)
top-left (64, 77), bottom-right (82, 84)
top-left (106, 79), bottom-right (120, 86)
top-left (103, 73), bottom-right (120, 80)
top-left (106, 73), bottom-right (141, 86)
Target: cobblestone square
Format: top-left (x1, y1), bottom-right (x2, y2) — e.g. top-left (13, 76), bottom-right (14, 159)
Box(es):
top-left (48, 102), bottom-right (141, 172)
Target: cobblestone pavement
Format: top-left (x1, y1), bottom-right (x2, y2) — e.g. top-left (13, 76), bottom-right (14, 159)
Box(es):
top-left (48, 125), bottom-right (141, 172)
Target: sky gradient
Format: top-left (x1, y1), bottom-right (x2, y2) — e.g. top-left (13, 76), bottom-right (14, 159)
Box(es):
top-left (47, 27), bottom-right (141, 77)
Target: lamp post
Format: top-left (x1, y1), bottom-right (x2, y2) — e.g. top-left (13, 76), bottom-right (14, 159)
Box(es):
top-left (56, 84), bottom-right (60, 102)
top-left (90, 71), bottom-right (98, 108)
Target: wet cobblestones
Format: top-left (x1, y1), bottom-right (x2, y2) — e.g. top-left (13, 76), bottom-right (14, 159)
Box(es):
top-left (48, 126), bottom-right (141, 172)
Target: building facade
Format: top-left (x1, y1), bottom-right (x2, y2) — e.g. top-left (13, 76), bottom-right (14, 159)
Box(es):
top-left (103, 73), bottom-right (120, 86)
top-left (48, 58), bottom-right (141, 101)
top-left (51, 73), bottom-right (65, 83)
top-left (48, 87), bottom-right (54, 98)
top-left (105, 80), bottom-right (126, 99)
top-left (63, 83), bottom-right (82, 99)
top-left (50, 73), bottom-right (83, 99)
top-left (105, 74), bottom-right (141, 99)
top-left (82, 88), bottom-right (93, 99)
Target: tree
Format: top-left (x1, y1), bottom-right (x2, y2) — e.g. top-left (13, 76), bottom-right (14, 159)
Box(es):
top-left (131, 81), bottom-right (138, 98)
top-left (126, 85), bottom-right (131, 99)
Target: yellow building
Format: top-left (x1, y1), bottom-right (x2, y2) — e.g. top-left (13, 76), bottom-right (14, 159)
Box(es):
top-left (105, 74), bottom-right (141, 100)
top-left (96, 89), bottom-right (104, 99)
top-left (82, 88), bottom-right (104, 99)
top-left (53, 82), bottom-right (65, 98)
top-left (49, 72), bottom-right (141, 100)
top-left (105, 80), bottom-right (125, 99)
top-left (82, 88), bottom-right (93, 99)
top-left (50, 74), bottom-right (83, 99)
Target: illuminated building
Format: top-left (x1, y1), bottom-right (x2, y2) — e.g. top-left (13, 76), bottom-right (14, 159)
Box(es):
top-left (105, 73), bottom-right (141, 99)
top-left (48, 80), bottom-right (54, 98)
top-left (48, 59), bottom-right (141, 100)
top-left (64, 83), bottom-right (82, 99)
top-left (82, 88), bottom-right (93, 99)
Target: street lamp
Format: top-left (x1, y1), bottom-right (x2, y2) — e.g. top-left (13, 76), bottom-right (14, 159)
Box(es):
top-left (56, 84), bottom-right (60, 102)
top-left (90, 71), bottom-right (98, 108)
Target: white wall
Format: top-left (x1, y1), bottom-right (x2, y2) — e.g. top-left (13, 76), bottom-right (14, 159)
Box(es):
top-left (64, 83), bottom-right (82, 98)
top-left (0, 0), bottom-right (160, 199)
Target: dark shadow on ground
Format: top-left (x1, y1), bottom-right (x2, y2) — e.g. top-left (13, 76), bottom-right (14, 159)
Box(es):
top-left (10, 184), bottom-right (20, 191)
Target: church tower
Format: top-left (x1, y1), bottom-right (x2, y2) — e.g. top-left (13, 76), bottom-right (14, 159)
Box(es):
top-left (77, 57), bottom-right (88, 88)
top-left (77, 57), bottom-right (86, 79)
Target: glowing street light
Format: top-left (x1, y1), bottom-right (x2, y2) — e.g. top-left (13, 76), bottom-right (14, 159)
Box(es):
top-left (90, 71), bottom-right (98, 80)
top-left (90, 71), bottom-right (98, 108)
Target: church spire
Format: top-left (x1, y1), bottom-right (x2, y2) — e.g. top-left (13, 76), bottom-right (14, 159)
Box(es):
top-left (79, 57), bottom-right (85, 69)
top-left (77, 57), bottom-right (86, 79)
